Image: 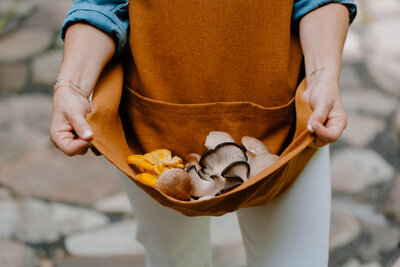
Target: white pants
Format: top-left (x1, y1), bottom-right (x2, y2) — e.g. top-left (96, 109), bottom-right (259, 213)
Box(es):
top-left (118, 145), bottom-right (331, 267)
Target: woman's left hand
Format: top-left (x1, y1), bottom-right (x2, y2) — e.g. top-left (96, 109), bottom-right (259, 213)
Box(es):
top-left (303, 79), bottom-right (348, 147)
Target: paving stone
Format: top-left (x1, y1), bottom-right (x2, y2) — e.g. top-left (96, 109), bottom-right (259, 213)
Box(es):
top-left (0, 238), bottom-right (38, 267)
top-left (0, 146), bottom-right (122, 207)
top-left (333, 198), bottom-right (387, 226)
top-left (0, 94), bottom-right (52, 164)
top-left (341, 258), bottom-right (382, 267)
top-left (0, 64), bottom-right (28, 94)
top-left (384, 176), bottom-right (400, 222)
top-left (342, 30), bottom-right (363, 65)
top-left (393, 109), bottom-right (400, 140)
top-left (0, 26), bottom-right (53, 63)
top-left (330, 204), bottom-right (362, 251)
top-left (340, 113), bottom-right (386, 147)
top-left (364, 18), bottom-right (400, 99)
top-left (359, 222), bottom-right (400, 262)
top-left (331, 148), bottom-right (395, 194)
top-left (392, 256), bottom-right (400, 267)
top-left (340, 66), bottom-right (362, 88)
top-left (0, 199), bottom-right (18, 238)
top-left (55, 255), bottom-right (146, 267)
top-left (65, 220), bottom-right (144, 256)
top-left (94, 192), bottom-right (132, 214)
top-left (38, 258), bottom-right (55, 267)
top-left (0, 187), bottom-right (11, 199)
top-left (341, 88), bottom-right (399, 117)
top-left (25, 0), bottom-right (72, 31)
top-left (32, 49), bottom-right (63, 86)
top-left (364, 0), bottom-right (400, 21)
top-left (5, 198), bottom-right (109, 243)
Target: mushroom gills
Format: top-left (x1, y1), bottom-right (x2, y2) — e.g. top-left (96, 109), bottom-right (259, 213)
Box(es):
top-left (199, 142), bottom-right (247, 177)
top-left (186, 165), bottom-right (218, 198)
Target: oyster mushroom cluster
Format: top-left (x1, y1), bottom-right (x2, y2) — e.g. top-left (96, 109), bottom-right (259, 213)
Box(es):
top-left (186, 131), bottom-right (278, 201)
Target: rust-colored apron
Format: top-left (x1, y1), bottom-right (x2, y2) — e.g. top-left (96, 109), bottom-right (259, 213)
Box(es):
top-left (87, 0), bottom-right (318, 216)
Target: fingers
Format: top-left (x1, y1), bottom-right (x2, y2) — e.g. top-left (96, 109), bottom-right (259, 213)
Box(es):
top-left (307, 98), bottom-right (331, 133)
top-left (308, 113), bottom-right (347, 147)
top-left (50, 124), bottom-right (91, 156)
top-left (69, 112), bottom-right (93, 141)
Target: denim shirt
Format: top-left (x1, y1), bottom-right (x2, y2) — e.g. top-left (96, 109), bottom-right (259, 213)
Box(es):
top-left (61, 0), bottom-right (357, 54)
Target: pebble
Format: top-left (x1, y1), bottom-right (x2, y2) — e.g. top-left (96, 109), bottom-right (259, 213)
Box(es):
top-left (32, 49), bottom-right (63, 86)
top-left (340, 113), bottom-right (386, 147)
top-left (0, 26), bottom-right (53, 63)
top-left (330, 204), bottom-right (362, 251)
top-left (364, 18), bottom-right (400, 99)
top-left (2, 198), bottom-right (109, 243)
top-left (65, 220), bottom-right (145, 256)
top-left (0, 64), bottom-right (28, 94)
top-left (0, 238), bottom-right (38, 267)
top-left (331, 148), bottom-right (395, 194)
top-left (341, 88), bottom-right (398, 117)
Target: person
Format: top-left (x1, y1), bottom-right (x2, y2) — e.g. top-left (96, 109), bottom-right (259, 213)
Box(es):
top-left (50, 0), bottom-right (357, 266)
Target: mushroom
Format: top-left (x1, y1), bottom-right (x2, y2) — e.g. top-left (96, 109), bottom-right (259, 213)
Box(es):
top-left (199, 142), bottom-right (248, 177)
top-left (241, 136), bottom-right (279, 178)
top-left (185, 132), bottom-right (254, 200)
top-left (185, 153), bottom-right (201, 170)
top-left (186, 165), bottom-right (221, 198)
top-left (205, 131), bottom-right (235, 149)
top-left (156, 168), bottom-right (193, 200)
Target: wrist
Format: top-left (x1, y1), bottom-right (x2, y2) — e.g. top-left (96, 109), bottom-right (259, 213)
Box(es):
top-left (306, 65), bottom-right (340, 85)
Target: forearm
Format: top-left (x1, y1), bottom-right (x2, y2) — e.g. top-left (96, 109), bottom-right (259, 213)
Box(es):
top-left (57, 23), bottom-right (116, 96)
top-left (299, 3), bottom-right (350, 83)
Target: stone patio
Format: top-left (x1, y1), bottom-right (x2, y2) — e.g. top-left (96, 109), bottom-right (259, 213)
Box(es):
top-left (0, 0), bottom-right (400, 266)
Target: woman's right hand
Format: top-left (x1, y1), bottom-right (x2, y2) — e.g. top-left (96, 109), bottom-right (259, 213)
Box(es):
top-left (49, 23), bottom-right (117, 156)
top-left (50, 86), bottom-right (93, 156)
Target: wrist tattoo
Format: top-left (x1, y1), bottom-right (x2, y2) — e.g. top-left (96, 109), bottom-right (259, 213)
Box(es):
top-left (310, 67), bottom-right (325, 78)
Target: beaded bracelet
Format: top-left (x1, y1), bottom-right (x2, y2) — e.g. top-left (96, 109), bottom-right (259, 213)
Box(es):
top-left (53, 78), bottom-right (90, 103)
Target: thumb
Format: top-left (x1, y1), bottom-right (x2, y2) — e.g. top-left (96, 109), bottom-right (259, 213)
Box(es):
top-left (307, 100), bottom-right (330, 133)
top-left (69, 113), bottom-right (93, 140)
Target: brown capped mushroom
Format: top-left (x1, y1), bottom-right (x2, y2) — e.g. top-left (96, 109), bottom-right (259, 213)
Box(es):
top-left (156, 168), bottom-right (193, 200)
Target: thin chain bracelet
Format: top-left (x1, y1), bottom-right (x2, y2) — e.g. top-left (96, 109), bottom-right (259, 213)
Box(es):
top-left (53, 78), bottom-right (91, 103)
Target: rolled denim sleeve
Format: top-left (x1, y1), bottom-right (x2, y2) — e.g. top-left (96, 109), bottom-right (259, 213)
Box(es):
top-left (60, 0), bottom-right (129, 54)
top-left (293, 0), bottom-right (357, 25)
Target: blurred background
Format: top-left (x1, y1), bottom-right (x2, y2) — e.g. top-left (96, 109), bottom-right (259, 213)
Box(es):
top-left (0, 0), bottom-right (399, 266)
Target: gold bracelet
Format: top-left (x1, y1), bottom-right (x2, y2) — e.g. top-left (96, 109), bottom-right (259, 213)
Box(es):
top-left (53, 78), bottom-right (90, 103)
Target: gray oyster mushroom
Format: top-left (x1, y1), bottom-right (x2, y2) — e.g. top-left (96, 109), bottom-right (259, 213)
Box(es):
top-left (187, 132), bottom-right (252, 201)
top-left (241, 136), bottom-right (278, 178)
top-left (204, 131), bottom-right (235, 149)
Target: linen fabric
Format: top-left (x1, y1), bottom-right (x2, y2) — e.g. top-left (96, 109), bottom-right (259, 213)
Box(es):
top-left (85, 0), bottom-right (330, 216)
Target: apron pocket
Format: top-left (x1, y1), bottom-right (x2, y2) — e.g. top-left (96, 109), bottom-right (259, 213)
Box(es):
top-left (121, 85), bottom-right (296, 158)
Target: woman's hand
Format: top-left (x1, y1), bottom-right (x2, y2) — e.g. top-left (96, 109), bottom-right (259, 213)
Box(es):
top-left (50, 87), bottom-right (93, 156)
top-left (49, 23), bottom-right (116, 156)
top-left (303, 78), bottom-right (347, 147)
